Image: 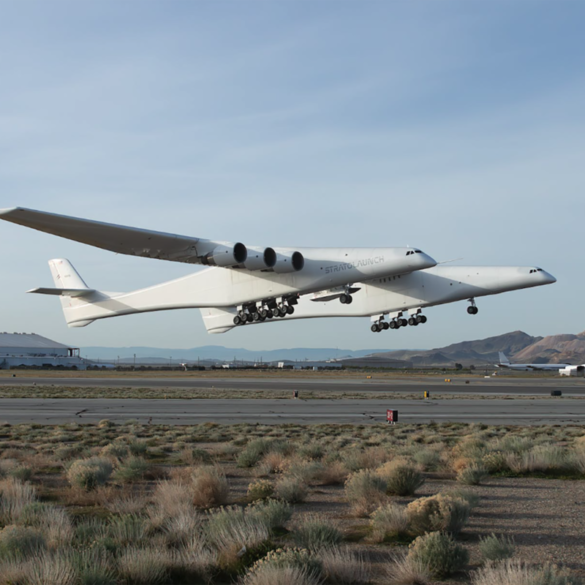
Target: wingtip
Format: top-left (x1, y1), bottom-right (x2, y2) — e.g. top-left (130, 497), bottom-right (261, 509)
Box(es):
top-left (0, 207), bottom-right (21, 216)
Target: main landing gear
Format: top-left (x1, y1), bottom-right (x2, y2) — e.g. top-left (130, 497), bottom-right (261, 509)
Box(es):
top-left (234, 296), bottom-right (298, 326)
top-left (370, 314), bottom-right (427, 332)
top-left (467, 299), bottom-right (479, 315)
top-left (339, 293), bottom-right (353, 304)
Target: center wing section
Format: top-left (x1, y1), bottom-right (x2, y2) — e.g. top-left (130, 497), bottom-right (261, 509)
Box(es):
top-left (0, 207), bottom-right (246, 267)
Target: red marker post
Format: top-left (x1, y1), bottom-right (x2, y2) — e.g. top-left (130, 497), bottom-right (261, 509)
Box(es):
top-left (386, 409), bottom-right (398, 425)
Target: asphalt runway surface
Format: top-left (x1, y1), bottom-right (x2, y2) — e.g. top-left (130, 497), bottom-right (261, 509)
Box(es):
top-left (1, 398), bottom-right (584, 424)
top-left (0, 376), bottom-right (583, 396)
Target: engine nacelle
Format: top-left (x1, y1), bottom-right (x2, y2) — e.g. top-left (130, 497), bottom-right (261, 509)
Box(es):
top-left (272, 250), bottom-right (304, 273)
top-left (204, 243), bottom-right (247, 267)
top-left (243, 247), bottom-right (277, 271)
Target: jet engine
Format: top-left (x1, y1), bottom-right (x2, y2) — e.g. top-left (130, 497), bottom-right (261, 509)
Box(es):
top-left (203, 243), bottom-right (247, 267)
top-left (242, 247), bottom-right (277, 271)
top-left (271, 250), bottom-right (305, 273)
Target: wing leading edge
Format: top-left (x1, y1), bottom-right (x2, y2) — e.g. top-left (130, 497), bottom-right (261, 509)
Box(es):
top-left (0, 207), bottom-right (244, 266)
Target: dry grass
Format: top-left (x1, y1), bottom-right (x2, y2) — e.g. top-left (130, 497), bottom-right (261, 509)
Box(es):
top-left (191, 465), bottom-right (230, 508)
top-left (320, 546), bottom-right (370, 584)
top-left (386, 554), bottom-right (432, 585)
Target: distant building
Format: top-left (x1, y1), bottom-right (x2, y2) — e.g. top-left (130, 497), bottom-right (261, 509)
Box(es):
top-left (0, 332), bottom-right (89, 370)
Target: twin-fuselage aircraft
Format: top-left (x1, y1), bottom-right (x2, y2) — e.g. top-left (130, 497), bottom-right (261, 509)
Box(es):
top-left (0, 207), bottom-right (556, 335)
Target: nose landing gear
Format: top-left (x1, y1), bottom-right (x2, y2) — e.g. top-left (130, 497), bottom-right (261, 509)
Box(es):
top-left (467, 299), bottom-right (478, 315)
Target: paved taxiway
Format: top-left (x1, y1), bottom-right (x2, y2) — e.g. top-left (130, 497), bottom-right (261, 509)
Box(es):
top-left (0, 376), bottom-right (582, 396)
top-left (1, 398), bottom-right (584, 424)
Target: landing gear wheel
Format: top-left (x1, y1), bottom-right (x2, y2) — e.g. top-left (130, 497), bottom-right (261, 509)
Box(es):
top-left (400, 319), bottom-right (407, 327)
top-left (382, 321), bottom-right (389, 330)
top-left (271, 308), bottom-right (280, 317)
top-left (246, 313), bottom-right (253, 323)
top-left (389, 320), bottom-right (397, 329)
top-left (467, 306), bottom-right (478, 315)
top-left (346, 295), bottom-right (353, 304)
top-left (233, 316), bottom-right (242, 325)
top-left (266, 312), bottom-right (273, 319)
top-left (416, 315), bottom-right (423, 324)
top-left (371, 324), bottom-right (380, 333)
top-left (420, 315), bottom-right (427, 323)
top-left (252, 312), bottom-right (260, 322)
top-left (279, 306), bottom-right (288, 317)
top-left (340, 294), bottom-right (348, 304)
top-left (408, 317), bottom-right (415, 326)
top-left (286, 305), bottom-right (295, 315)
top-left (258, 309), bottom-right (268, 318)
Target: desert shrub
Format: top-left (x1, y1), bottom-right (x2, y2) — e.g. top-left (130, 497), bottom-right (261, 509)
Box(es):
top-left (342, 447), bottom-right (388, 472)
top-left (108, 514), bottom-right (147, 547)
top-left (68, 547), bottom-right (117, 585)
top-left (406, 494), bottom-right (470, 536)
top-left (413, 449), bottom-right (441, 471)
top-left (67, 458), bottom-right (113, 491)
top-left (381, 461), bottom-right (425, 496)
top-left (184, 447), bottom-right (212, 465)
top-left (114, 457), bottom-right (148, 483)
top-left (275, 477), bottom-right (308, 504)
top-left (298, 444), bottom-right (325, 461)
top-left (118, 546), bottom-right (168, 584)
top-left (320, 546), bottom-right (369, 584)
top-left (206, 506), bottom-right (270, 571)
top-left (317, 462), bottom-right (348, 486)
top-left (192, 465), bottom-right (230, 508)
top-left (259, 451), bottom-right (286, 474)
top-left (73, 518), bottom-right (109, 547)
top-left (237, 439), bottom-right (273, 468)
top-left (161, 509), bottom-right (203, 547)
top-left (457, 464), bottom-right (489, 486)
top-left (102, 492), bottom-right (148, 515)
top-left (407, 531), bottom-right (469, 578)
top-left (167, 541), bottom-right (215, 582)
top-left (479, 533), bottom-right (515, 562)
top-left (151, 480), bottom-right (192, 518)
top-left (344, 470), bottom-right (387, 516)
top-left (247, 479), bottom-right (274, 501)
top-left (241, 564), bottom-right (322, 585)
top-left (286, 459), bottom-right (325, 483)
top-left (249, 499), bottom-right (292, 530)
top-left (385, 554), bottom-right (431, 585)
top-left (22, 550), bottom-right (77, 585)
top-left (293, 514), bottom-right (343, 551)
top-left (100, 442), bottom-right (129, 459)
top-left (0, 478), bottom-right (37, 524)
top-left (506, 445), bottom-right (572, 476)
top-left (8, 466), bottom-right (33, 482)
top-left (472, 560), bottom-right (581, 585)
top-left (24, 504), bottom-right (73, 548)
top-left (482, 451), bottom-right (509, 474)
top-left (370, 503), bottom-right (409, 542)
top-left (247, 547), bottom-right (322, 576)
top-left (128, 440), bottom-right (148, 457)
top-left (443, 487), bottom-right (480, 509)
top-left (0, 525), bottom-right (46, 560)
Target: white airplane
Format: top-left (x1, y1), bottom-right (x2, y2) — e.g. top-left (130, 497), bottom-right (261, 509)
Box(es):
top-left (0, 207), bottom-right (557, 335)
top-left (497, 352), bottom-right (571, 372)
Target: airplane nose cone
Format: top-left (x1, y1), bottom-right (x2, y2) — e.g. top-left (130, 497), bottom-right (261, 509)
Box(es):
top-left (542, 270), bottom-right (556, 284)
top-left (418, 253), bottom-right (437, 269)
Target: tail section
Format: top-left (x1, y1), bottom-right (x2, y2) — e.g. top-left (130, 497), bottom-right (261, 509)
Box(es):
top-left (29, 259), bottom-right (97, 327)
top-left (498, 352), bottom-right (511, 365)
top-left (49, 258), bottom-right (89, 289)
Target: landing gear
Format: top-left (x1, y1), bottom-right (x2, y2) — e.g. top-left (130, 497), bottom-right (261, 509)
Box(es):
top-left (340, 294), bottom-right (353, 304)
top-left (467, 299), bottom-right (478, 315)
top-left (370, 313), bottom-right (428, 332)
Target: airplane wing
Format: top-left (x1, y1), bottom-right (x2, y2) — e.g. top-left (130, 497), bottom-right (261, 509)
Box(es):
top-left (0, 207), bottom-right (246, 266)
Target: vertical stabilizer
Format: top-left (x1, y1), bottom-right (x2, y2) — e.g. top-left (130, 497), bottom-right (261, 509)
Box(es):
top-left (499, 352), bottom-right (511, 365)
top-left (48, 259), bottom-right (95, 327)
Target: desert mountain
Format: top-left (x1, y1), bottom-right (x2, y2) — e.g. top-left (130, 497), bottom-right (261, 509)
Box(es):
top-left (371, 331), bottom-right (540, 366)
top-left (513, 332), bottom-right (585, 364)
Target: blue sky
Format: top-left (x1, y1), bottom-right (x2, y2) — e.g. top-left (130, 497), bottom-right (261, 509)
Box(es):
top-left (0, 1), bottom-right (584, 352)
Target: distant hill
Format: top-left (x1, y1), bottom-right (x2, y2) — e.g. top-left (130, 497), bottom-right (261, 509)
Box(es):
top-left (370, 331), bottom-right (541, 367)
top-left (513, 332), bottom-right (585, 364)
top-left (81, 345), bottom-right (385, 364)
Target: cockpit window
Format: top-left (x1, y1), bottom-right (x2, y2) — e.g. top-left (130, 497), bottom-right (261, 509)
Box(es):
top-left (530, 268), bottom-right (543, 274)
top-left (415, 250), bottom-right (422, 253)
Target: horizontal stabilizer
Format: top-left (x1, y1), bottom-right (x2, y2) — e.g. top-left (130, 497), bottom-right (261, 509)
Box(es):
top-left (27, 287), bottom-right (97, 298)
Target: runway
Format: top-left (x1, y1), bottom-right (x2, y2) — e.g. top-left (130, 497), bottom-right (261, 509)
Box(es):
top-left (0, 376), bottom-right (582, 396)
top-left (1, 398), bottom-right (584, 424)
